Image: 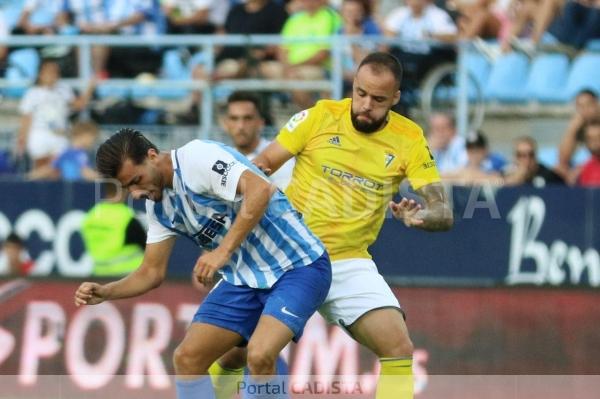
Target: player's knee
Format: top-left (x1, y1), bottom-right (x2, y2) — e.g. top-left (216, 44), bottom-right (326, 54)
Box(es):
top-left (246, 345), bottom-right (276, 376)
top-left (383, 337), bottom-right (414, 358)
top-left (173, 344), bottom-right (209, 376)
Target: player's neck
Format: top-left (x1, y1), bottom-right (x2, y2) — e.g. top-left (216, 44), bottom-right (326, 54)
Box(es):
top-left (158, 152), bottom-right (174, 189)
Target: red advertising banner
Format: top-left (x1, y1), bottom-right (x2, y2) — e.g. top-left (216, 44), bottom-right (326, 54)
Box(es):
top-left (1, 279), bottom-right (600, 398)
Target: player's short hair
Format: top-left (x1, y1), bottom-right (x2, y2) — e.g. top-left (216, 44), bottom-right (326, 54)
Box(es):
top-left (577, 89), bottom-right (598, 100)
top-left (357, 52), bottom-right (403, 89)
top-left (227, 91), bottom-right (261, 111)
top-left (4, 232), bottom-right (24, 247)
top-left (96, 128), bottom-right (158, 178)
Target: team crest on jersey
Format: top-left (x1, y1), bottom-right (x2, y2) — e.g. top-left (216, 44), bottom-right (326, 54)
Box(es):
top-left (285, 110), bottom-right (309, 132)
top-left (328, 136), bottom-right (341, 146)
top-left (385, 153), bottom-right (395, 168)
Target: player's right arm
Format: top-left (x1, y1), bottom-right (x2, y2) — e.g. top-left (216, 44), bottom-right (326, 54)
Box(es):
top-left (253, 107), bottom-right (318, 175)
top-left (74, 237), bottom-right (175, 306)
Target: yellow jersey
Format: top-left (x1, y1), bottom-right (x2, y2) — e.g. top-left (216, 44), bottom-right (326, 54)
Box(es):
top-left (276, 98), bottom-right (441, 261)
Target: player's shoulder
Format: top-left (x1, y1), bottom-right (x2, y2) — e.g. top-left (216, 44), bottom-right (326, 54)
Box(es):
top-left (387, 111), bottom-right (425, 142)
top-left (313, 98), bottom-right (350, 118)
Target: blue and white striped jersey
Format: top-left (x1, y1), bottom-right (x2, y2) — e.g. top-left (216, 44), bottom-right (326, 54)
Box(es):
top-left (145, 140), bottom-right (325, 289)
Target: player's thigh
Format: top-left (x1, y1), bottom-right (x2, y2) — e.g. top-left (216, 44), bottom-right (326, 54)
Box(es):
top-left (319, 258), bottom-right (401, 327)
top-left (175, 322), bottom-right (243, 373)
top-left (247, 315), bottom-right (294, 363)
top-left (347, 308), bottom-right (413, 358)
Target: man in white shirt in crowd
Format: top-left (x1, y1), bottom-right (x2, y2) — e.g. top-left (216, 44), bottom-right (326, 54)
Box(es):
top-left (383, 0), bottom-right (457, 42)
top-left (427, 112), bottom-right (467, 173)
top-left (222, 91), bottom-right (295, 190)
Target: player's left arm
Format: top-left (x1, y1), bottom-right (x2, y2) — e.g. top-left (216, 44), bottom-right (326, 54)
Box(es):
top-left (389, 182), bottom-right (453, 231)
top-left (194, 170), bottom-right (277, 285)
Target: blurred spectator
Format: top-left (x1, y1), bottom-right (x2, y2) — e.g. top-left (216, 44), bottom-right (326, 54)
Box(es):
top-left (455, 0), bottom-right (502, 39)
top-left (337, 0), bottom-right (382, 94)
top-left (81, 182), bottom-right (146, 277)
top-left (0, 233), bottom-right (34, 277)
top-left (60, 0), bottom-right (163, 77)
top-left (557, 89), bottom-right (600, 178)
top-left (17, 59), bottom-right (95, 172)
top-left (501, 0), bottom-right (563, 52)
top-left (442, 130), bottom-right (506, 185)
top-left (13, 0), bottom-right (63, 35)
top-left (262, 0), bottom-right (342, 109)
top-left (0, 8), bottom-right (8, 67)
top-left (544, 0), bottom-right (600, 49)
top-left (503, 136), bottom-right (564, 186)
top-left (214, 0), bottom-right (289, 80)
top-left (0, 150), bottom-right (15, 175)
top-left (427, 112), bottom-right (468, 173)
top-left (384, 0), bottom-right (458, 42)
top-left (221, 91), bottom-right (294, 190)
top-left (384, 0), bottom-right (457, 107)
top-left (28, 121), bottom-right (100, 181)
top-left (162, 0), bottom-right (230, 34)
top-left (575, 119), bottom-right (600, 186)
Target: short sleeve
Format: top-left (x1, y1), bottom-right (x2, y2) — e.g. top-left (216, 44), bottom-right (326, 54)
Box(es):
top-left (275, 108), bottom-right (318, 155)
top-left (177, 141), bottom-right (250, 202)
top-left (405, 132), bottom-right (442, 191)
top-left (430, 9), bottom-right (457, 35)
top-left (145, 201), bottom-right (177, 244)
top-left (19, 89), bottom-right (36, 114)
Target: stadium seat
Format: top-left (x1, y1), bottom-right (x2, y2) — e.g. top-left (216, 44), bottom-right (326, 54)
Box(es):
top-left (564, 53), bottom-right (600, 100)
top-left (485, 52), bottom-right (530, 102)
top-left (152, 49), bottom-right (192, 100)
top-left (3, 48), bottom-right (40, 98)
top-left (538, 146), bottom-right (591, 167)
top-left (525, 53), bottom-right (570, 103)
top-left (465, 50), bottom-right (491, 94)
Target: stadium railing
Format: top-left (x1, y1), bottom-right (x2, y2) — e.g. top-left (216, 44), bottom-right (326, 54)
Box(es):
top-left (0, 34), bottom-right (477, 138)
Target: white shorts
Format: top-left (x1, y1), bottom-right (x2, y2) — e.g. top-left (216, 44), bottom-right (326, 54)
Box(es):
top-left (318, 258), bottom-right (402, 328)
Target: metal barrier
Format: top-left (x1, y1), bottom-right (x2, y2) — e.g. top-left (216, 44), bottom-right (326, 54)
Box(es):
top-left (0, 34), bottom-right (471, 138)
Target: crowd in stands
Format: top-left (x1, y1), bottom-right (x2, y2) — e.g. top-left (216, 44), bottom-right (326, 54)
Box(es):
top-left (0, 0), bottom-right (599, 187)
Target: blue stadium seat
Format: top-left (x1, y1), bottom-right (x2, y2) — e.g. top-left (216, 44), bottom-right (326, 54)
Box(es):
top-left (152, 49), bottom-right (192, 100)
top-left (3, 48), bottom-right (40, 98)
top-left (538, 146), bottom-right (591, 167)
top-left (485, 52), bottom-right (530, 102)
top-left (465, 50), bottom-right (491, 94)
top-left (565, 53), bottom-right (600, 100)
top-left (585, 39), bottom-right (600, 51)
top-left (525, 53), bottom-right (570, 103)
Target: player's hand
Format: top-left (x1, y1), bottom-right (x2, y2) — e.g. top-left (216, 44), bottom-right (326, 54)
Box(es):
top-left (252, 160), bottom-right (272, 176)
top-left (194, 248), bottom-right (230, 287)
top-left (389, 198), bottom-right (424, 228)
top-left (74, 282), bottom-right (108, 307)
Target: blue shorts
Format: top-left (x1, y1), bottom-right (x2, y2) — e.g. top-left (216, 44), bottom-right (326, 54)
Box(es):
top-left (193, 251), bottom-right (331, 344)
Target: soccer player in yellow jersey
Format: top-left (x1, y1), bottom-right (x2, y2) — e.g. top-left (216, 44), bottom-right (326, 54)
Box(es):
top-left (211, 52), bottom-right (453, 399)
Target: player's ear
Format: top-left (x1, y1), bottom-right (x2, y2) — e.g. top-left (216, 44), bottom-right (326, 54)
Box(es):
top-left (392, 89), bottom-right (401, 106)
top-left (147, 148), bottom-right (158, 159)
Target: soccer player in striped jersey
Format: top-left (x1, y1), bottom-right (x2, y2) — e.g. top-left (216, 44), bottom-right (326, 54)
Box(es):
top-left (73, 129), bottom-right (331, 399)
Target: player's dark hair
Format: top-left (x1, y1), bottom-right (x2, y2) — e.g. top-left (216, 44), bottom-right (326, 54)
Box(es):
top-left (4, 232), bottom-right (24, 246)
top-left (357, 52), bottom-right (403, 89)
top-left (227, 91), bottom-right (261, 111)
top-left (96, 128), bottom-right (158, 178)
top-left (577, 89), bottom-right (598, 100)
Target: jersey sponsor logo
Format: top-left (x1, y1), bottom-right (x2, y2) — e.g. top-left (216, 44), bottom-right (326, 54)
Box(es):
top-left (384, 153), bottom-right (395, 168)
top-left (193, 212), bottom-right (227, 248)
top-left (212, 160), bottom-right (236, 186)
top-left (321, 165), bottom-right (384, 191)
top-left (285, 110), bottom-right (309, 132)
